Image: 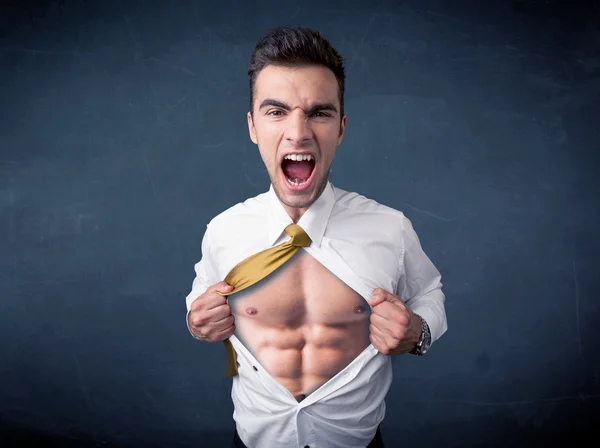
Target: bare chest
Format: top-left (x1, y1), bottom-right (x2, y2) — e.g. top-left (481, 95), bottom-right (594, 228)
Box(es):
top-left (228, 250), bottom-right (369, 328)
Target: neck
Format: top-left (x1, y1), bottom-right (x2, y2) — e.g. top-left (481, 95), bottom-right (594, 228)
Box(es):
top-left (274, 173), bottom-right (330, 224)
top-left (284, 206), bottom-right (307, 224)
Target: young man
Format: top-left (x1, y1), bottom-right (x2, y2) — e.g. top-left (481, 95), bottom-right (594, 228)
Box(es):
top-left (186, 27), bottom-right (447, 448)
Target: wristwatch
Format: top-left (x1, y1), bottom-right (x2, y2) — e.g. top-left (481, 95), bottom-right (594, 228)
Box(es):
top-left (410, 314), bottom-right (431, 356)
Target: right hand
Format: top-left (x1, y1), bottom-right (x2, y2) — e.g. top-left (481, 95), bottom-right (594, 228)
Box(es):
top-left (188, 281), bottom-right (235, 342)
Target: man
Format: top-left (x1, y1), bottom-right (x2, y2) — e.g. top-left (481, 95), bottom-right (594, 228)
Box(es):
top-left (186, 27), bottom-right (447, 448)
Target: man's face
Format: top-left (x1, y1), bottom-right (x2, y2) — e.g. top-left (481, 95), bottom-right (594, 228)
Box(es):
top-left (247, 65), bottom-right (346, 221)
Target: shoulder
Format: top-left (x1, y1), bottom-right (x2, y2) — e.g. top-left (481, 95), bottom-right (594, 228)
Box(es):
top-left (330, 184), bottom-right (411, 236)
top-left (205, 190), bottom-right (270, 240)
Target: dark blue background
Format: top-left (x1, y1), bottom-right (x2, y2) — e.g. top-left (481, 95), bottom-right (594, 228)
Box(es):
top-left (1, 0), bottom-right (599, 446)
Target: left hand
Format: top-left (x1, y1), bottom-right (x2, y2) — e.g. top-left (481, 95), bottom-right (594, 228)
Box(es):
top-left (367, 288), bottom-right (422, 355)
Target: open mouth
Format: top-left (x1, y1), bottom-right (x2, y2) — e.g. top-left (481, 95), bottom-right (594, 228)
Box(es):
top-left (281, 154), bottom-right (316, 189)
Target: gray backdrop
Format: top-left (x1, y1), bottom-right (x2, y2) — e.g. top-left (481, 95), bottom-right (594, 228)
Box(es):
top-left (1, 0), bottom-right (599, 446)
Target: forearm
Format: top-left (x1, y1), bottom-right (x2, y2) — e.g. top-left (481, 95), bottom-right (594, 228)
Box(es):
top-left (405, 286), bottom-right (447, 345)
top-left (186, 289), bottom-right (204, 340)
top-left (185, 224), bottom-right (218, 341)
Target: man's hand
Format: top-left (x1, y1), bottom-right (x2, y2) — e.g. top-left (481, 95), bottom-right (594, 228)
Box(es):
top-left (367, 288), bottom-right (422, 355)
top-left (188, 281), bottom-right (235, 342)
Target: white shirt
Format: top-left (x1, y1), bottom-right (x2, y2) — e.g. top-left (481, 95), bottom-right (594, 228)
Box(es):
top-left (185, 181), bottom-right (447, 448)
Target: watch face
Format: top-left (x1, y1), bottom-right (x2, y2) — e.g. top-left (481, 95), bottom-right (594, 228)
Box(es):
top-left (413, 315), bottom-right (431, 355)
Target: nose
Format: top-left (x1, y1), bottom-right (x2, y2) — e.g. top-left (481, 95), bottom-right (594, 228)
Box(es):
top-left (285, 109), bottom-right (312, 145)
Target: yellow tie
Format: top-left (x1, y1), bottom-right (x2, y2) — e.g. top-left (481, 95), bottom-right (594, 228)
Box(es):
top-left (217, 223), bottom-right (311, 377)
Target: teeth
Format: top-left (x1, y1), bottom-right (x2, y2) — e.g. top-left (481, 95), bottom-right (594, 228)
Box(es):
top-left (284, 154), bottom-right (313, 162)
top-left (286, 177), bottom-right (306, 186)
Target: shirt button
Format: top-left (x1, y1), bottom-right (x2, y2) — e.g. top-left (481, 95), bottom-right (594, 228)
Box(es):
top-left (253, 366), bottom-right (258, 371)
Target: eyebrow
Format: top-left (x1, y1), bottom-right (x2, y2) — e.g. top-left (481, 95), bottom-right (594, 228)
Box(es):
top-left (258, 99), bottom-right (338, 115)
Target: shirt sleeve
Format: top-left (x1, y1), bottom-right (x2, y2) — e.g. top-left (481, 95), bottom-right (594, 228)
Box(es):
top-left (185, 223), bottom-right (220, 339)
top-left (396, 214), bottom-right (448, 345)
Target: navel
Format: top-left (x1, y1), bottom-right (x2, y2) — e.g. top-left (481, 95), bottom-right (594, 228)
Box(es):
top-left (354, 305), bottom-right (366, 314)
top-left (245, 307), bottom-right (258, 316)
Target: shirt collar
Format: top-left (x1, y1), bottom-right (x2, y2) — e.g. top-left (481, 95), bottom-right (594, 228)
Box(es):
top-left (267, 181), bottom-right (335, 248)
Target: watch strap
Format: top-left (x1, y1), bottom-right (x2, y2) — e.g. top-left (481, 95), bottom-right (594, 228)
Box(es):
top-left (410, 314), bottom-right (431, 356)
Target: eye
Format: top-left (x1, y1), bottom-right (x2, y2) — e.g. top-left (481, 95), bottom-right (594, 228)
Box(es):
top-left (312, 112), bottom-right (330, 118)
top-left (267, 110), bottom-right (284, 116)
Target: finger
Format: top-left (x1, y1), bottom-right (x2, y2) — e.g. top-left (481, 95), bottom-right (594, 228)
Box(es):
top-left (207, 281), bottom-right (234, 295)
top-left (368, 296), bottom-right (385, 307)
top-left (371, 313), bottom-right (407, 341)
top-left (369, 322), bottom-right (389, 341)
top-left (370, 312), bottom-right (396, 335)
top-left (189, 303), bottom-right (230, 328)
top-left (192, 291), bottom-right (228, 311)
top-left (195, 319), bottom-right (235, 342)
top-left (371, 301), bottom-right (402, 320)
top-left (202, 315), bottom-right (235, 340)
top-left (380, 293), bottom-right (402, 306)
top-left (197, 286), bottom-right (229, 310)
top-left (369, 333), bottom-right (389, 355)
top-left (367, 288), bottom-right (387, 307)
top-left (195, 303), bottom-right (232, 326)
top-left (211, 313), bottom-right (234, 331)
top-left (368, 289), bottom-right (403, 308)
top-left (393, 298), bottom-right (407, 311)
top-left (372, 302), bottom-right (409, 327)
top-left (208, 303), bottom-right (233, 322)
top-left (212, 322), bottom-right (236, 341)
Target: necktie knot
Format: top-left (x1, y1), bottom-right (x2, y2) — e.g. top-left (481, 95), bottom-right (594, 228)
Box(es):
top-left (285, 223), bottom-right (311, 247)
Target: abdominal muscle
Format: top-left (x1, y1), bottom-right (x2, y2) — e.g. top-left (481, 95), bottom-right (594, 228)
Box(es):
top-left (229, 250), bottom-right (371, 401)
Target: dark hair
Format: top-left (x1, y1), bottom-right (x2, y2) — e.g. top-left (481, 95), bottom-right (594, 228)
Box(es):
top-left (248, 27), bottom-right (345, 119)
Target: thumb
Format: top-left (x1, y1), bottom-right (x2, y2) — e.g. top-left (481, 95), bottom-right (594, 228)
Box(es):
top-left (368, 288), bottom-right (397, 307)
top-left (215, 283), bottom-right (234, 296)
top-left (221, 283), bottom-right (234, 291)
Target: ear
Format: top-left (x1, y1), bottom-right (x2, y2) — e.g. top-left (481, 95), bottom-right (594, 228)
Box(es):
top-left (337, 115), bottom-right (347, 146)
top-left (247, 111), bottom-right (258, 144)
